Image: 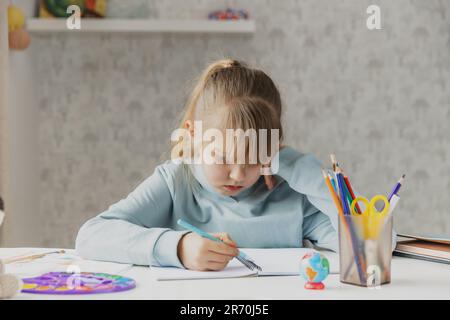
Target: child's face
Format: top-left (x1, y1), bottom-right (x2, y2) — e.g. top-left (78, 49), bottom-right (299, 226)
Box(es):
top-left (185, 118), bottom-right (263, 196)
top-left (201, 158), bottom-right (262, 196)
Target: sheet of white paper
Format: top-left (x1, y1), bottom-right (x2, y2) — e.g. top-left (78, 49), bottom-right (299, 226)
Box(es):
top-left (151, 248), bottom-right (339, 281)
top-left (243, 248), bottom-right (339, 276)
top-left (151, 261), bottom-right (256, 281)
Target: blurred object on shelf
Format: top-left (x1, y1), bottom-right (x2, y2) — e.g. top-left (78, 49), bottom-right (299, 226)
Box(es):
top-left (38, 0), bottom-right (107, 18)
top-left (8, 4), bottom-right (25, 31)
top-left (208, 8), bottom-right (249, 20)
top-left (9, 29), bottom-right (31, 50)
top-left (106, 0), bottom-right (150, 19)
top-left (8, 4), bottom-right (30, 50)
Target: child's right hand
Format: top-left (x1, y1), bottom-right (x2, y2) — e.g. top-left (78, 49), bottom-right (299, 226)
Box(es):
top-left (177, 232), bottom-right (239, 271)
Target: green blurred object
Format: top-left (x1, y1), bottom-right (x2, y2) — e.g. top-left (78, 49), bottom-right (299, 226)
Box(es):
top-left (39, 0), bottom-right (106, 18)
top-left (43, 0), bottom-right (85, 17)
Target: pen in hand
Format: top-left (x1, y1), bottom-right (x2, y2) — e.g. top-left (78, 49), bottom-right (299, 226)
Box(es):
top-left (177, 219), bottom-right (261, 271)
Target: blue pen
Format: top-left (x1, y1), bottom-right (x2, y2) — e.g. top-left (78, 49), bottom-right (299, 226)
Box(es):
top-left (387, 174), bottom-right (405, 201)
top-left (177, 219), bottom-right (251, 261)
top-left (336, 167), bottom-right (350, 215)
top-left (380, 174), bottom-right (405, 211)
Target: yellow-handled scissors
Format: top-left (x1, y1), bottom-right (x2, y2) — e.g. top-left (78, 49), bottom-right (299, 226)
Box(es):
top-left (350, 195), bottom-right (390, 239)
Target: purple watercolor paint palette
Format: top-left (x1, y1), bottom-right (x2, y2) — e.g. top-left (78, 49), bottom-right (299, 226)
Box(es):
top-left (21, 272), bottom-right (136, 295)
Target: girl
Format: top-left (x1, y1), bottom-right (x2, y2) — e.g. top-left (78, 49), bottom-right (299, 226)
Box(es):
top-left (75, 59), bottom-right (340, 271)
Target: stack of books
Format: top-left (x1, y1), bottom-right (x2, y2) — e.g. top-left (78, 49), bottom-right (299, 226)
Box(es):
top-left (394, 233), bottom-right (450, 264)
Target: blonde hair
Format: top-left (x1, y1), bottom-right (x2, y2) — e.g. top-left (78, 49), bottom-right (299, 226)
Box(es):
top-left (173, 59), bottom-right (283, 164)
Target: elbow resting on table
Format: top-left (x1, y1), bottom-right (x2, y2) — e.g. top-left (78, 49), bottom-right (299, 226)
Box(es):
top-left (74, 216), bottom-right (105, 260)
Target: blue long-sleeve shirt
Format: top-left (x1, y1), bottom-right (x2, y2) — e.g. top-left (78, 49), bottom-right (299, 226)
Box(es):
top-left (75, 146), bottom-right (395, 268)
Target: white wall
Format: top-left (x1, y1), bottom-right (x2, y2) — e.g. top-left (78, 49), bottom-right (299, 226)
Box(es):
top-left (2, 0), bottom-right (450, 248)
top-left (0, 0), bottom-right (41, 246)
top-left (0, 0), bottom-right (10, 244)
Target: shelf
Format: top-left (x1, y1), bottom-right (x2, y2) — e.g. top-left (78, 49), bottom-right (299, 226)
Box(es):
top-left (27, 19), bottom-right (255, 34)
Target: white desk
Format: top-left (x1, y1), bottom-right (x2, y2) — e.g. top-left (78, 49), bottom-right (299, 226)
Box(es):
top-left (2, 248), bottom-right (449, 300)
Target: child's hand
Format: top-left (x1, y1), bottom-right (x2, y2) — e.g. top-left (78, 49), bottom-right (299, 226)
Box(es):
top-left (177, 232), bottom-right (239, 271)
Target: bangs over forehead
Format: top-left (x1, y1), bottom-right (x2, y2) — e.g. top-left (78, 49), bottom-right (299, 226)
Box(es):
top-left (202, 96), bottom-right (281, 164)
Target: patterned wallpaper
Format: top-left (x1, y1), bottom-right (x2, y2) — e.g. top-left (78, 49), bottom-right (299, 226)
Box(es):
top-left (31, 0), bottom-right (449, 248)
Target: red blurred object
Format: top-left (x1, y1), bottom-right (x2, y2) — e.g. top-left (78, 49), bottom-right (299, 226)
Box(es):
top-left (208, 8), bottom-right (249, 20)
top-left (9, 29), bottom-right (31, 50)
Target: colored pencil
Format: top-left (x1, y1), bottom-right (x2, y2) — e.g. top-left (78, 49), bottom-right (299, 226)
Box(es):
top-left (328, 172), bottom-right (338, 194)
top-left (336, 166), bottom-right (350, 215)
top-left (343, 174), bottom-right (361, 214)
top-left (322, 170), bottom-right (344, 217)
top-left (330, 154), bottom-right (338, 172)
top-left (341, 176), bottom-right (354, 210)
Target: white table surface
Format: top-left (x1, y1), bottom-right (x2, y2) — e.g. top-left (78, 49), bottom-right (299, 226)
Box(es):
top-left (2, 248), bottom-right (449, 300)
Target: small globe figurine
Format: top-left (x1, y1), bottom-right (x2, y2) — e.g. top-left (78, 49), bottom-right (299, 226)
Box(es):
top-left (299, 252), bottom-right (330, 290)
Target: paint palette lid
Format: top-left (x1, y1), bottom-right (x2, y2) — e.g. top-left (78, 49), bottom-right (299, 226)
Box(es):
top-left (21, 272), bottom-right (136, 295)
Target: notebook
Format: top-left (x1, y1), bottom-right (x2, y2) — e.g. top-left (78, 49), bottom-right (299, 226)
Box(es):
top-left (394, 235), bottom-right (450, 264)
top-left (151, 248), bottom-right (339, 281)
top-left (397, 233), bottom-right (450, 245)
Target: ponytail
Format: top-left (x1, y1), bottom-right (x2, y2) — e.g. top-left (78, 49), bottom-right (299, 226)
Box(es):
top-left (180, 59), bottom-right (244, 127)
